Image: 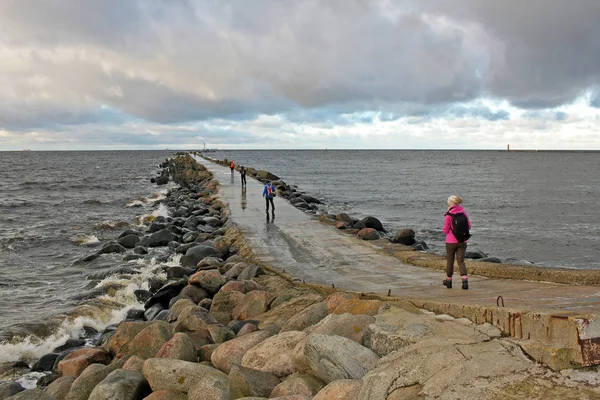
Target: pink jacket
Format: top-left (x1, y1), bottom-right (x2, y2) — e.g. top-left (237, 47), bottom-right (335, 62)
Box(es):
top-left (443, 205), bottom-right (472, 244)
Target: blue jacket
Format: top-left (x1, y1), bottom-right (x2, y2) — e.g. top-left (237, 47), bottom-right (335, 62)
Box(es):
top-left (262, 183), bottom-right (275, 199)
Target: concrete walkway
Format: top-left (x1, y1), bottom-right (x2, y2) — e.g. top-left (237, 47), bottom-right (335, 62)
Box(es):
top-left (195, 156), bottom-right (600, 369)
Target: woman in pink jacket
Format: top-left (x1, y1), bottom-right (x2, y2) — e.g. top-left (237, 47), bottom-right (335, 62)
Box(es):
top-left (442, 195), bottom-right (472, 289)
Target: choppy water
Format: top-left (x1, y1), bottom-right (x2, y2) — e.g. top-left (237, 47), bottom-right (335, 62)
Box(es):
top-left (0, 150), bottom-right (175, 362)
top-left (210, 150), bottom-right (600, 270)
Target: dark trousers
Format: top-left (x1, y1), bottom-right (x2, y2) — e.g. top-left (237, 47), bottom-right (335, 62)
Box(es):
top-left (445, 242), bottom-right (467, 277)
top-left (241, 175), bottom-right (246, 186)
top-left (265, 197), bottom-right (274, 212)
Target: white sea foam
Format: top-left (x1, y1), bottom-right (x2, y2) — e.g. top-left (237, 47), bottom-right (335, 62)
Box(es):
top-left (70, 234), bottom-right (100, 246)
top-left (0, 258), bottom-right (171, 364)
top-left (126, 188), bottom-right (169, 208)
top-left (95, 257), bottom-right (166, 302)
top-left (137, 202), bottom-right (171, 226)
top-left (17, 372), bottom-right (47, 389)
top-left (0, 307), bottom-right (130, 364)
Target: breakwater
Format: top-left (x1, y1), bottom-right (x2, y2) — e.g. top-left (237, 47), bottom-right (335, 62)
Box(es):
top-left (2, 153), bottom-right (599, 399)
top-left (203, 155), bottom-right (600, 286)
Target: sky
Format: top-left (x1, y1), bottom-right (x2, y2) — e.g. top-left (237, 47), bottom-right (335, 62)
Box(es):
top-left (1, 0), bottom-right (600, 151)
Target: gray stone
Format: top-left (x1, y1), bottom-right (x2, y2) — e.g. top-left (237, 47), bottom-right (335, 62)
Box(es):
top-left (187, 372), bottom-right (235, 400)
top-left (237, 264), bottom-right (265, 280)
top-left (281, 302), bottom-right (328, 332)
top-left (88, 369), bottom-right (150, 400)
top-left (180, 245), bottom-right (221, 269)
top-left (228, 365), bottom-right (281, 398)
top-left (241, 331), bottom-right (308, 378)
top-left (142, 358), bottom-right (227, 394)
top-left (45, 376), bottom-right (75, 400)
top-left (303, 334), bottom-right (379, 384)
top-left (6, 388), bottom-right (55, 399)
top-left (0, 382), bottom-right (25, 398)
top-left (391, 228), bottom-right (415, 245)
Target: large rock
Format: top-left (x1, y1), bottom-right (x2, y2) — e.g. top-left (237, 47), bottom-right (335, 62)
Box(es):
top-left (145, 280), bottom-right (187, 309)
top-left (228, 364), bottom-right (281, 398)
top-left (166, 298), bottom-right (196, 323)
top-left (122, 356), bottom-right (145, 373)
top-left (232, 290), bottom-right (274, 320)
top-left (45, 376), bottom-right (75, 400)
top-left (145, 229), bottom-right (179, 247)
top-left (391, 228), bottom-right (415, 245)
top-left (117, 234), bottom-right (140, 249)
top-left (126, 321), bottom-right (173, 359)
top-left (241, 331), bottom-right (308, 378)
top-left (88, 369), bottom-right (150, 400)
top-left (97, 241), bottom-right (127, 254)
top-left (210, 291), bottom-right (246, 325)
top-left (0, 382), bottom-right (24, 398)
top-left (188, 270), bottom-right (227, 295)
top-left (180, 285), bottom-right (209, 304)
top-left (220, 280), bottom-right (263, 294)
top-left (270, 373), bottom-right (325, 398)
top-left (223, 262), bottom-right (250, 279)
top-left (180, 245), bottom-right (221, 269)
top-left (336, 213), bottom-right (353, 224)
top-left (156, 332), bottom-right (197, 362)
top-left (211, 331), bottom-right (272, 374)
top-left (281, 302), bottom-right (328, 332)
top-left (303, 334), bottom-right (379, 384)
top-left (142, 358), bottom-right (227, 394)
top-left (105, 321), bottom-right (153, 357)
top-left (32, 353), bottom-right (59, 372)
top-left (359, 340), bottom-right (538, 400)
top-left (308, 313), bottom-right (375, 344)
top-left (65, 363), bottom-right (119, 400)
top-left (313, 379), bottom-right (362, 400)
top-left (357, 228), bottom-right (381, 241)
top-left (237, 264), bottom-right (265, 280)
top-left (5, 389), bottom-right (55, 399)
top-left (187, 372), bottom-right (237, 400)
top-left (207, 324), bottom-right (236, 344)
top-left (254, 294), bottom-right (324, 329)
top-left (57, 348), bottom-right (111, 377)
top-left (359, 216), bottom-right (384, 231)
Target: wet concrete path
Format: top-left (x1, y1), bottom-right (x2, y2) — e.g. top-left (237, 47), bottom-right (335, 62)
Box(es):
top-left (195, 157), bottom-right (600, 316)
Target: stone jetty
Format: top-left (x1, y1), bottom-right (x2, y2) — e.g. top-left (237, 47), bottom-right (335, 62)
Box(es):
top-left (2, 153), bottom-right (600, 399)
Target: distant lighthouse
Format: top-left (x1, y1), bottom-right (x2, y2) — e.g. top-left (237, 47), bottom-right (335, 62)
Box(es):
top-left (507, 144), bottom-right (510, 151)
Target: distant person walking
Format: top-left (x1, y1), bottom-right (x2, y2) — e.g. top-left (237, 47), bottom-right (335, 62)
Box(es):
top-left (240, 166), bottom-right (247, 187)
top-left (263, 180), bottom-right (276, 214)
top-left (229, 160), bottom-right (235, 177)
top-left (442, 195), bottom-right (472, 290)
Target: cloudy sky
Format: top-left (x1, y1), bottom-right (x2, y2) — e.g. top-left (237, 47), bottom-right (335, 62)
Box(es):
top-left (1, 0), bottom-right (599, 150)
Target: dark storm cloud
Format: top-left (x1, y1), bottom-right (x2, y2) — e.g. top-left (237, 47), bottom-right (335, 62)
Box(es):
top-left (431, 0), bottom-right (600, 108)
top-left (0, 0), bottom-right (598, 133)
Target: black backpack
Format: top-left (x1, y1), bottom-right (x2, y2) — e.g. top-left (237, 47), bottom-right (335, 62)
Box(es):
top-left (446, 212), bottom-right (471, 243)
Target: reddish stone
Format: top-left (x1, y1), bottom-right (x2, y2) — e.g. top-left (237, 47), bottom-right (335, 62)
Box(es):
top-left (57, 348), bottom-right (111, 377)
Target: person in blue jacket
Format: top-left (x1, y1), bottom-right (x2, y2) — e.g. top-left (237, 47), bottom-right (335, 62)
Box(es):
top-left (262, 180), bottom-right (276, 214)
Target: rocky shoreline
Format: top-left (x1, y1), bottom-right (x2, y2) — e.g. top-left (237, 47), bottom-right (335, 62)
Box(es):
top-left (2, 153), bottom-right (600, 400)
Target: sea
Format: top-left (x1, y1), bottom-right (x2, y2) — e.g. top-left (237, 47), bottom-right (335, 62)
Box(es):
top-left (0, 150), bottom-right (175, 370)
top-left (1, 149), bottom-right (600, 372)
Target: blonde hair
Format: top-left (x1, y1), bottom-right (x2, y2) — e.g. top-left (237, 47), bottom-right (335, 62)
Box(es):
top-left (447, 195), bottom-right (463, 207)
